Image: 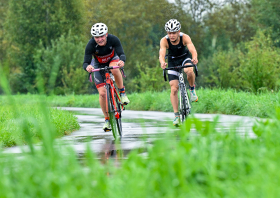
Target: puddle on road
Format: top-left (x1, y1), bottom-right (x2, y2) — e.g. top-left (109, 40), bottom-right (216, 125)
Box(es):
top-left (76, 138), bottom-right (150, 166)
top-left (4, 108), bottom-right (257, 167)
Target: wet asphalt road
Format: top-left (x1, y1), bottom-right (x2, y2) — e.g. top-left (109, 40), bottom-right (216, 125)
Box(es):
top-left (3, 107), bottom-right (259, 159)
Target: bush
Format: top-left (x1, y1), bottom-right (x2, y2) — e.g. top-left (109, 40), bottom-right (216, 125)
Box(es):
top-left (240, 30), bottom-right (280, 93)
top-left (34, 32), bottom-right (91, 95)
top-left (199, 30), bottom-right (280, 93)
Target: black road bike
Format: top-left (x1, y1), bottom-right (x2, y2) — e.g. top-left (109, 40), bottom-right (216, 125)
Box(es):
top-left (163, 64), bottom-right (198, 123)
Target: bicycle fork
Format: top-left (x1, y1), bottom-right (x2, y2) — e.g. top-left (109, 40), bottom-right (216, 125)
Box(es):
top-left (107, 87), bottom-right (120, 119)
top-left (105, 82), bottom-right (120, 120)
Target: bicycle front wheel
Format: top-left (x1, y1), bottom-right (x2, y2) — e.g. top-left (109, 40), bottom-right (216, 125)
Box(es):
top-left (114, 91), bottom-right (122, 137)
top-left (107, 86), bottom-right (122, 139)
top-left (179, 83), bottom-right (187, 122)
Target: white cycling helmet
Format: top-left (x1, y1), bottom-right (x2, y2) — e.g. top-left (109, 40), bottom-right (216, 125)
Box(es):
top-left (165, 19), bottom-right (181, 32)
top-left (91, 23), bottom-right (108, 37)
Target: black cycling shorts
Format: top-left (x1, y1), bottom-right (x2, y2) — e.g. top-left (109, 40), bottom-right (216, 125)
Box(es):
top-left (91, 55), bottom-right (119, 88)
top-left (167, 55), bottom-right (192, 82)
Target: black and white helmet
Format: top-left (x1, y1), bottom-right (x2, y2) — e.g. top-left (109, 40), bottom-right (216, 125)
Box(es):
top-left (165, 19), bottom-right (181, 32)
top-left (91, 23), bottom-right (108, 37)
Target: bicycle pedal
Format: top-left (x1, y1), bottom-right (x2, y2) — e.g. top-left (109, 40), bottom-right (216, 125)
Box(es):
top-left (104, 128), bottom-right (111, 132)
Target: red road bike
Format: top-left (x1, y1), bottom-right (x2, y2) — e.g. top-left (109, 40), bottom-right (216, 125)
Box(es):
top-left (91, 66), bottom-right (125, 139)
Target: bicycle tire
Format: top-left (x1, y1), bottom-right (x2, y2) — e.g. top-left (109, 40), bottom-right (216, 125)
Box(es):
top-left (114, 91), bottom-right (122, 137)
top-left (107, 85), bottom-right (117, 138)
top-left (107, 85), bottom-right (122, 139)
top-left (180, 83), bottom-right (187, 122)
top-left (185, 89), bottom-right (191, 118)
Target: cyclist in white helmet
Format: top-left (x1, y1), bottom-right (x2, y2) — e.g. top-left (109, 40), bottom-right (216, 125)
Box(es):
top-left (159, 19), bottom-right (198, 126)
top-left (83, 22), bottom-right (130, 132)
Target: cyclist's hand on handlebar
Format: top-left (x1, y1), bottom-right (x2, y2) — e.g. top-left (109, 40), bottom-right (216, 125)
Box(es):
top-left (160, 62), bottom-right (167, 69)
top-left (117, 60), bottom-right (125, 67)
top-left (86, 65), bottom-right (94, 73)
top-left (191, 57), bottom-right (198, 65)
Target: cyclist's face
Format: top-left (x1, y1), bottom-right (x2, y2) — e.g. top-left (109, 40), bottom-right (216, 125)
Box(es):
top-left (94, 34), bottom-right (107, 46)
top-left (167, 31), bottom-right (180, 42)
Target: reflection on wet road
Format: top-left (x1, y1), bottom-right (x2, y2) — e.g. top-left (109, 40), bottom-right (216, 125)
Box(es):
top-left (4, 107), bottom-right (260, 161)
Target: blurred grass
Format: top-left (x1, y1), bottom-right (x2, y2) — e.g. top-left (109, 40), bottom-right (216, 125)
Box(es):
top-left (1, 107), bottom-right (280, 197)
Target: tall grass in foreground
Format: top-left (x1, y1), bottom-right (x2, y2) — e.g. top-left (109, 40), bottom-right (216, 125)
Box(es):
top-left (1, 107), bottom-right (280, 197)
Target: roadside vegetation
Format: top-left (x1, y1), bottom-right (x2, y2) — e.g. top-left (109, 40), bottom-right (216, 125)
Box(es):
top-left (0, 97), bottom-right (80, 147)
top-left (1, 0), bottom-right (280, 196)
top-left (0, 107), bottom-right (280, 197)
top-left (1, 87), bottom-right (278, 147)
top-left (2, 88), bottom-right (277, 118)
top-left (1, 0), bottom-right (280, 95)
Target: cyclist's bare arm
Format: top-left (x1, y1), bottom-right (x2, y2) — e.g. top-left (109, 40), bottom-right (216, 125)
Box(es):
top-left (182, 34), bottom-right (198, 65)
top-left (159, 38), bottom-right (168, 69)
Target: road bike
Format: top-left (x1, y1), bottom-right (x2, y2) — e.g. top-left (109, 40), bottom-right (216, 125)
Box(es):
top-left (163, 64), bottom-right (198, 123)
top-left (91, 66), bottom-right (126, 139)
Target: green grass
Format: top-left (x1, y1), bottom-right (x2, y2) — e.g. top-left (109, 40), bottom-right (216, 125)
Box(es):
top-left (0, 108), bottom-right (280, 197)
top-left (2, 88), bottom-right (277, 118)
top-left (0, 97), bottom-right (80, 147)
top-left (1, 88), bottom-right (280, 196)
top-left (49, 88), bottom-right (280, 118)
top-left (1, 88), bottom-right (278, 147)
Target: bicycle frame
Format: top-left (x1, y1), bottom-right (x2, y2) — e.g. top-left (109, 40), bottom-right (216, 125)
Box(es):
top-left (91, 66), bottom-right (125, 138)
top-left (104, 71), bottom-right (123, 119)
top-left (163, 64), bottom-right (198, 122)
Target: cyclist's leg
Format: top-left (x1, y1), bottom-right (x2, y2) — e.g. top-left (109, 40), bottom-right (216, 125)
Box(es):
top-left (182, 58), bottom-right (195, 87)
top-left (92, 60), bottom-right (111, 130)
top-left (95, 72), bottom-right (112, 131)
top-left (169, 79), bottom-right (179, 113)
top-left (167, 59), bottom-right (180, 113)
top-left (168, 71), bottom-right (181, 126)
top-left (97, 86), bottom-right (108, 117)
top-left (182, 58), bottom-right (198, 102)
top-left (109, 56), bottom-right (130, 105)
top-left (109, 56), bottom-right (123, 89)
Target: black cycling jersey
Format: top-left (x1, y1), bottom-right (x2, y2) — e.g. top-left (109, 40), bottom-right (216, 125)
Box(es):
top-left (166, 32), bottom-right (190, 59)
top-left (83, 34), bottom-right (126, 70)
top-left (166, 32), bottom-right (192, 82)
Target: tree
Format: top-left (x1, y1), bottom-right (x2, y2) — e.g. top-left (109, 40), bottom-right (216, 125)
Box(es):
top-left (251, 0), bottom-right (280, 47)
top-left (84, 0), bottom-right (196, 92)
top-left (4, 0), bottom-right (86, 93)
top-left (0, 0), bottom-right (9, 62)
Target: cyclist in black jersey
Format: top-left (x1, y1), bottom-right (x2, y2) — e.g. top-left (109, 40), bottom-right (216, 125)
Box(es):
top-left (83, 22), bottom-right (130, 132)
top-left (159, 19), bottom-right (198, 126)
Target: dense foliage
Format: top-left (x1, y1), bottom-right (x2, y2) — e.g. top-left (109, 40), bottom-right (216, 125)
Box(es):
top-left (0, 0), bottom-right (280, 94)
